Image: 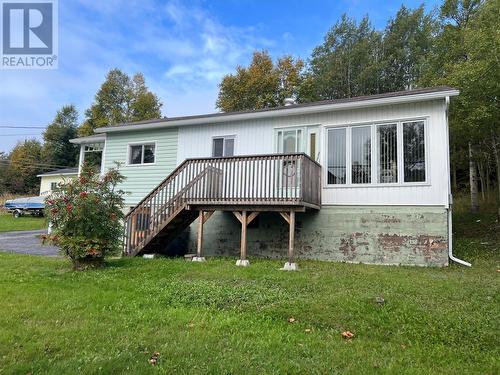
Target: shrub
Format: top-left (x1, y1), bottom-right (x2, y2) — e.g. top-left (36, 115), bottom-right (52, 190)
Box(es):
top-left (45, 163), bottom-right (125, 269)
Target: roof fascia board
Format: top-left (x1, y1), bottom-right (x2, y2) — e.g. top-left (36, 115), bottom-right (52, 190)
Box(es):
top-left (37, 172), bottom-right (78, 177)
top-left (69, 135), bottom-right (106, 144)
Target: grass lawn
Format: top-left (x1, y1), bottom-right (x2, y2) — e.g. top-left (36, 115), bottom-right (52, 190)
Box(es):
top-left (0, 212), bottom-right (47, 232)
top-left (0, 211), bottom-right (498, 374)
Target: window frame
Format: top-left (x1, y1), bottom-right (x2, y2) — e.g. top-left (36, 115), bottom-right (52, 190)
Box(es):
top-left (326, 126), bottom-right (348, 185)
top-left (126, 141), bottom-right (157, 166)
top-left (211, 135), bottom-right (236, 157)
top-left (324, 117), bottom-right (429, 188)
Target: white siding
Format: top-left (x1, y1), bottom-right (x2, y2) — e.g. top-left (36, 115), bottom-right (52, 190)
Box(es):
top-left (177, 99), bottom-right (450, 207)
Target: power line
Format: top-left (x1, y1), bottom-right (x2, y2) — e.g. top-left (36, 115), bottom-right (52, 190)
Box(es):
top-left (1, 134), bottom-right (43, 136)
top-left (0, 159), bottom-right (75, 169)
top-left (0, 125), bottom-right (47, 129)
top-left (0, 160), bottom-right (73, 169)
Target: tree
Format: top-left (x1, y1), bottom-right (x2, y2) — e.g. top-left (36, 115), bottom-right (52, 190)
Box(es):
top-left (79, 69), bottom-right (163, 136)
top-left (216, 51), bottom-right (304, 112)
top-left (42, 105), bottom-right (79, 168)
top-left (6, 139), bottom-right (44, 194)
top-left (0, 151), bottom-right (9, 194)
top-left (381, 5), bottom-right (438, 92)
top-left (129, 73), bottom-right (163, 122)
top-left (420, 0), bottom-right (498, 214)
top-left (44, 163), bottom-right (125, 270)
top-left (301, 15), bottom-right (382, 101)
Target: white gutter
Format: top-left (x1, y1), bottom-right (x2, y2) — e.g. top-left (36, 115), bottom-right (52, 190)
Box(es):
top-left (94, 89), bottom-right (460, 134)
top-left (444, 96), bottom-right (471, 267)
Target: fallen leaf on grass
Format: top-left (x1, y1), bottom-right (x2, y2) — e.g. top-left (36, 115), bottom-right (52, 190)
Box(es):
top-left (304, 328), bottom-right (312, 333)
top-left (288, 317), bottom-right (296, 323)
top-left (187, 322), bottom-right (195, 328)
top-left (149, 352), bottom-right (160, 365)
top-left (341, 331), bottom-right (354, 339)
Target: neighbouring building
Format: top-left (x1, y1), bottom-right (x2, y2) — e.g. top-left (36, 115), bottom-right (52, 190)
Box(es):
top-left (38, 168), bottom-right (78, 196)
top-left (70, 87), bottom-right (461, 267)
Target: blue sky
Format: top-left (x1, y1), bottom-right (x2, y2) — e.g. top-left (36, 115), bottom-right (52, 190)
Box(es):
top-left (0, 0), bottom-right (441, 153)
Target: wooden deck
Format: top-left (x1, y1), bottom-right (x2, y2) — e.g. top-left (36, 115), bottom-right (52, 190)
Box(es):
top-left (123, 153), bottom-right (322, 261)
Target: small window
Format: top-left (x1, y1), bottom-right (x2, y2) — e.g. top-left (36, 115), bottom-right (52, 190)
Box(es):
top-left (50, 182), bottom-right (58, 191)
top-left (129, 143), bottom-right (156, 165)
top-left (212, 137), bottom-right (235, 157)
top-left (327, 128), bottom-right (346, 184)
top-left (403, 121), bottom-right (426, 182)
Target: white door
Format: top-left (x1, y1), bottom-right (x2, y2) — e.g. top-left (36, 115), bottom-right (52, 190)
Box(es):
top-left (306, 126), bottom-right (320, 161)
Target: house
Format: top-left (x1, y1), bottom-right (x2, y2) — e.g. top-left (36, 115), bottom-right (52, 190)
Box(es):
top-left (70, 86), bottom-right (463, 268)
top-left (37, 168), bottom-right (78, 196)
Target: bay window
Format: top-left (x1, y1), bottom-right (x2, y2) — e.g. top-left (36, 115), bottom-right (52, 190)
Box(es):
top-left (326, 119), bottom-right (427, 186)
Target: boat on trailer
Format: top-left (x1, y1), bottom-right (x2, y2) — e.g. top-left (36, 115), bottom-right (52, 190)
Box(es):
top-left (4, 196), bottom-right (45, 217)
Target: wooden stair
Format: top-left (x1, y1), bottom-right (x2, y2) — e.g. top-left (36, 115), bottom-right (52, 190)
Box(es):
top-left (122, 153), bottom-right (322, 257)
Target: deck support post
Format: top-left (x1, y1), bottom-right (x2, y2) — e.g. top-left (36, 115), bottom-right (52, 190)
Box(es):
top-left (279, 211), bottom-right (298, 271)
top-left (193, 210), bottom-right (214, 262)
top-left (234, 211), bottom-right (259, 267)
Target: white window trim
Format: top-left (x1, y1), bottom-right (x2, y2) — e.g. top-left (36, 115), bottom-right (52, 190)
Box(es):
top-left (324, 126), bottom-right (348, 186)
top-left (126, 141), bottom-right (158, 166)
top-left (212, 135), bottom-right (236, 157)
top-left (323, 117), bottom-right (430, 188)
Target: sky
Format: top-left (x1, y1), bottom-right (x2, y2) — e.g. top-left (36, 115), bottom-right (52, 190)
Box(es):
top-left (0, 0), bottom-right (442, 153)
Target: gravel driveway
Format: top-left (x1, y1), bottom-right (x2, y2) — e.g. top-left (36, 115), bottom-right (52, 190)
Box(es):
top-left (0, 230), bottom-right (59, 256)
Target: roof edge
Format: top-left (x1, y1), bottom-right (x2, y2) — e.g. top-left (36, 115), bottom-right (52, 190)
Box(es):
top-left (69, 134), bottom-right (106, 144)
top-left (89, 87), bottom-right (458, 134)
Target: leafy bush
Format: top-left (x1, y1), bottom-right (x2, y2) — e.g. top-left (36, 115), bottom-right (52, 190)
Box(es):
top-left (45, 163), bottom-right (125, 269)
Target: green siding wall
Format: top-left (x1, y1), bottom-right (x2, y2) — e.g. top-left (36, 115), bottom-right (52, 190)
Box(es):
top-left (104, 128), bottom-right (178, 206)
top-left (182, 206), bottom-right (449, 267)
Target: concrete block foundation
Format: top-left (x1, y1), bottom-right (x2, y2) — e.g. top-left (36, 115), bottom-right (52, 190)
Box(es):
top-left (184, 206), bottom-right (449, 267)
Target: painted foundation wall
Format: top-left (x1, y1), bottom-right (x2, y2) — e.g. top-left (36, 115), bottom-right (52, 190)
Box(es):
top-left (186, 206), bottom-right (449, 267)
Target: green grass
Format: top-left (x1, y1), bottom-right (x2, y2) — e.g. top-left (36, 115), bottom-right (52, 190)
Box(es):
top-left (0, 210), bottom-right (498, 374)
top-left (0, 212), bottom-right (47, 232)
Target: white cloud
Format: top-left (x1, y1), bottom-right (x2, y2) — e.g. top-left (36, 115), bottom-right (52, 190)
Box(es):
top-left (0, 0), bottom-right (277, 151)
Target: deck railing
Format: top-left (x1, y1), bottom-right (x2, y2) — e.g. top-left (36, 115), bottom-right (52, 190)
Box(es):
top-left (123, 153), bottom-right (321, 255)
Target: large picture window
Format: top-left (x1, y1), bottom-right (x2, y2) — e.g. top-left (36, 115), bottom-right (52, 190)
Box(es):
top-left (377, 124), bottom-right (398, 183)
top-left (327, 128), bottom-right (346, 184)
top-left (403, 121), bottom-right (426, 182)
top-left (351, 126), bottom-right (371, 184)
top-left (327, 119), bottom-right (427, 186)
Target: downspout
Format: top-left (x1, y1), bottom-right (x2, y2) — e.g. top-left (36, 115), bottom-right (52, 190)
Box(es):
top-left (445, 96), bottom-right (471, 267)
